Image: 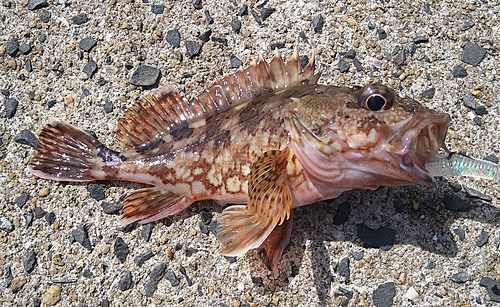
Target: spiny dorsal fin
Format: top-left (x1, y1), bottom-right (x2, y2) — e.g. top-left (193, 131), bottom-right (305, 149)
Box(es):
top-left (116, 50), bottom-right (320, 151)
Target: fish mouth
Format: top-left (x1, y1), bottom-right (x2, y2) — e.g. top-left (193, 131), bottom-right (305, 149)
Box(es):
top-left (388, 110), bottom-right (451, 184)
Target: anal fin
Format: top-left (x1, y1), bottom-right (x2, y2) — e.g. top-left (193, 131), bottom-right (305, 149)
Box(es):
top-left (119, 187), bottom-right (192, 225)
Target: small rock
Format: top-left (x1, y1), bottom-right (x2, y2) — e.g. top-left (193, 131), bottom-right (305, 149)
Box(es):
top-left (474, 105), bottom-right (488, 116)
top-left (461, 42), bottom-right (486, 67)
top-left (463, 185), bottom-right (491, 201)
top-left (19, 43), bottom-right (31, 55)
top-left (426, 260), bottom-right (437, 269)
top-left (10, 276), bottom-right (27, 293)
top-left (100, 201), bottom-right (121, 214)
top-left (165, 270), bottom-right (180, 286)
top-left (451, 272), bottom-right (471, 283)
top-left (83, 60), bottom-right (98, 78)
top-left (151, 4), bottom-right (164, 14)
top-left (333, 201), bottom-right (350, 225)
top-left (23, 213), bottom-right (34, 228)
top-left (166, 29), bottom-right (181, 47)
top-left (34, 206), bottom-right (47, 219)
top-left (103, 101), bottom-right (113, 113)
top-left (3, 265), bottom-right (13, 288)
top-left (479, 277), bottom-right (500, 303)
top-left (100, 299), bottom-right (110, 307)
top-left (351, 250), bottom-right (364, 261)
top-left (356, 223), bottom-right (396, 248)
top-left (82, 268), bottom-right (94, 278)
top-left (312, 14), bottom-right (323, 34)
top-left (199, 210), bottom-right (213, 225)
top-left (406, 287), bottom-right (419, 301)
top-left (408, 43), bottom-right (418, 57)
top-left (0, 216), bottom-right (14, 232)
top-left (45, 212), bottom-right (56, 225)
top-left (130, 65), bottom-right (161, 86)
top-left (225, 256), bottom-right (236, 263)
top-left (460, 20), bottom-right (475, 31)
top-left (424, 2), bottom-right (432, 14)
top-left (377, 29), bottom-right (387, 40)
top-left (260, 7), bottom-right (275, 21)
top-left (192, 0), bottom-right (202, 10)
top-left (413, 36), bottom-right (429, 44)
top-left (179, 265), bottom-right (193, 286)
top-left (372, 282), bottom-right (395, 307)
top-left (42, 285), bottom-right (61, 306)
top-left (299, 30), bottom-right (309, 44)
top-left (88, 183), bottom-right (105, 201)
top-left (421, 87), bottom-right (436, 99)
top-left (135, 250), bottom-right (154, 267)
top-left (79, 37), bottom-right (97, 52)
top-left (6, 39), bottom-right (19, 57)
top-left (185, 247), bottom-right (199, 257)
top-left (231, 16), bottom-right (241, 34)
top-left (443, 193), bottom-right (471, 212)
top-left (338, 257), bottom-right (350, 283)
top-left (452, 65), bottom-right (468, 78)
top-left (114, 237), bottom-right (130, 263)
top-left (27, 0), bottom-right (49, 10)
top-left (251, 9), bottom-right (261, 24)
top-left (476, 230), bottom-right (489, 247)
top-left (24, 249), bottom-right (37, 273)
top-left (453, 228), bottom-right (466, 241)
top-left (118, 270), bottom-right (133, 291)
top-left (185, 41), bottom-right (202, 58)
top-left (141, 223), bottom-right (154, 242)
top-left (462, 95), bottom-right (476, 109)
top-left (204, 10), bottom-right (214, 24)
top-left (353, 58), bottom-right (362, 72)
top-left (5, 97), bottom-right (18, 118)
top-left (393, 49), bottom-right (406, 66)
top-left (144, 262), bottom-right (167, 297)
top-left (345, 49), bottom-right (356, 59)
top-left (238, 4), bottom-right (248, 16)
top-left (25, 59), bottom-right (33, 72)
top-left (73, 13), bottom-right (88, 25)
top-left (198, 30), bottom-right (212, 42)
top-left (72, 225), bottom-right (92, 250)
top-left (338, 59), bottom-right (350, 73)
top-left (40, 10), bottom-right (51, 23)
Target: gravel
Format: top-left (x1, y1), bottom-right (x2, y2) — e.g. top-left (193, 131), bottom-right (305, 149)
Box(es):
top-left (114, 237), bottom-right (130, 263)
top-left (71, 225), bottom-right (92, 250)
top-left (5, 97), bottom-right (18, 118)
top-left (130, 65), bottom-right (161, 86)
top-left (461, 42), bottom-right (487, 66)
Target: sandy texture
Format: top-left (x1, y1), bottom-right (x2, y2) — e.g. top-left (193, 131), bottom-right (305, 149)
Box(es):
top-left (1, 0), bottom-right (499, 306)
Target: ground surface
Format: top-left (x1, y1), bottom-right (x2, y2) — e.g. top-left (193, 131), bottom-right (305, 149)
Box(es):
top-left (1, 0), bottom-right (499, 306)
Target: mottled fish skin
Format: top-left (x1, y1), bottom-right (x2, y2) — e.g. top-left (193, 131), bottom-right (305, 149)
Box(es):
top-left (28, 50), bottom-right (451, 269)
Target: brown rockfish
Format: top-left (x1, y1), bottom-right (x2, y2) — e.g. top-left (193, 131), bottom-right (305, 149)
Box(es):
top-left (28, 50), bottom-right (451, 269)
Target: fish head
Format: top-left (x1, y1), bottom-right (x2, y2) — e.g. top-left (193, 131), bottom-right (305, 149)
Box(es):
top-left (289, 83), bottom-right (451, 189)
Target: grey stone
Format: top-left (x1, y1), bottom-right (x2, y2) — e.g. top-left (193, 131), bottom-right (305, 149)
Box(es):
top-left (479, 277), bottom-right (500, 303)
top-left (421, 87), bottom-right (436, 99)
top-left (130, 65), bottom-right (161, 86)
top-left (103, 101), bottom-right (113, 113)
top-left (460, 20), bottom-right (475, 31)
top-left (82, 268), bottom-right (93, 278)
top-left (141, 223), bottom-right (154, 242)
top-left (88, 183), bottom-right (105, 201)
top-left (0, 217), bottom-right (14, 233)
top-left (100, 299), bottom-right (110, 307)
top-left (451, 272), bottom-right (471, 283)
top-left (118, 270), bottom-right (133, 291)
top-left (199, 210), bottom-right (213, 225)
top-left (204, 10), bottom-right (213, 24)
top-left (230, 16), bottom-right (241, 34)
top-left (73, 13), bottom-right (88, 25)
top-left (463, 185), bottom-right (492, 201)
top-left (25, 59), bottom-right (33, 72)
top-left (453, 228), bottom-right (465, 241)
top-left (251, 9), bottom-right (261, 24)
top-left (353, 58), bottom-right (362, 72)
top-left (100, 201), bottom-right (121, 214)
top-left (312, 14), bottom-right (323, 34)
top-left (338, 257), bottom-right (350, 283)
top-left (185, 40), bottom-right (202, 59)
top-left (40, 10), bottom-right (51, 22)
top-left (351, 250), bottom-right (364, 261)
top-left (393, 49), bottom-right (406, 66)
top-left (377, 29), bottom-right (387, 40)
top-left (3, 265), bottom-right (13, 288)
top-left (345, 49), bottom-right (356, 59)
top-left (476, 230), bottom-right (489, 247)
top-left (45, 212), bottom-right (56, 225)
top-left (165, 270), bottom-right (180, 286)
top-left (261, 7), bottom-right (275, 22)
top-left (462, 95), bottom-right (476, 109)
top-left (144, 262), bottom-right (167, 297)
top-left (372, 282), bottom-right (395, 307)
top-left (34, 206), bottom-right (47, 219)
top-left (474, 105), bottom-right (488, 116)
top-left (72, 225), bottom-right (92, 250)
top-left (452, 65), bottom-right (467, 78)
top-left (237, 4), bottom-right (248, 16)
top-left (461, 42), bottom-right (486, 66)
top-left (413, 36), bottom-right (429, 44)
top-left (166, 29), bottom-right (181, 47)
top-left (135, 250), bottom-right (154, 267)
top-left (192, 0), bottom-right (202, 10)
top-left (179, 265), bottom-right (192, 286)
top-left (6, 39), bottom-right (19, 57)
top-left (338, 58), bottom-right (350, 73)
top-left (443, 193), bottom-right (471, 212)
top-left (114, 237), bottom-right (129, 263)
top-left (27, 0), bottom-right (48, 10)
top-left (5, 97), bottom-right (18, 118)
top-left (356, 223), bottom-right (396, 248)
top-left (23, 213), bottom-right (34, 228)
top-left (83, 60), bottom-right (97, 78)
top-left (151, 4), bottom-right (164, 14)
top-left (19, 43), bottom-right (31, 55)
top-left (14, 130), bottom-right (39, 149)
top-left (484, 154), bottom-right (499, 164)
top-left (24, 250), bottom-right (37, 273)
top-left (198, 29), bottom-right (212, 42)
top-left (16, 193), bottom-right (29, 208)
top-left (79, 37), bottom-right (97, 52)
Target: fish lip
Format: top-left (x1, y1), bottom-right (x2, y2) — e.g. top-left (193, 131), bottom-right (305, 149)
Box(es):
top-left (388, 110), bottom-right (451, 183)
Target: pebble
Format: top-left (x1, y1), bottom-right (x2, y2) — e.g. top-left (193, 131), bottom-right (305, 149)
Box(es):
top-left (424, 2), bottom-right (432, 14)
top-left (476, 230), bottom-right (489, 247)
top-left (462, 95), bottom-right (476, 109)
top-left (42, 285), bottom-right (61, 306)
top-left (0, 216), bottom-right (14, 232)
top-left (27, 0), bottom-right (49, 10)
top-left (312, 14), bottom-right (323, 34)
top-left (212, 37), bottom-right (228, 46)
top-left (82, 268), bottom-right (94, 278)
top-left (100, 201), bottom-right (122, 214)
top-left (88, 183), bottom-right (105, 201)
top-left (23, 213), bottom-right (34, 227)
top-left (14, 129), bottom-right (39, 149)
top-left (337, 257), bottom-right (350, 283)
top-left (372, 282), bottom-right (395, 307)
top-left (451, 272), bottom-right (471, 283)
top-left (198, 30), bottom-right (212, 42)
top-left (151, 4), bottom-right (165, 14)
top-left (144, 262), bottom-right (167, 297)
top-left (333, 201), bottom-right (350, 225)
top-left (24, 250), bottom-right (37, 273)
top-left (461, 42), bottom-right (486, 67)
top-left (185, 41), bottom-right (202, 58)
top-left (452, 65), bottom-right (468, 78)
top-left (103, 101), bottom-right (114, 113)
top-left (231, 16), bottom-right (241, 34)
top-left (251, 9), bottom-right (262, 25)
top-left (192, 0), bottom-right (202, 10)
top-left (6, 39), bottom-right (19, 57)
top-left (73, 13), bottom-right (89, 25)
top-left (45, 212), bottom-right (56, 225)
top-left (100, 299), bottom-right (110, 307)
top-left (238, 4), bottom-right (248, 16)
top-left (199, 210), bottom-right (213, 225)
top-left (453, 228), bottom-right (466, 241)
top-left (229, 54), bottom-right (243, 69)
top-left (130, 65), bottom-right (161, 86)
top-left (25, 59), bottom-right (33, 72)
top-left (479, 277), bottom-right (500, 303)
top-left (40, 10), bottom-right (51, 23)
top-left (460, 20), bottom-right (475, 31)
top-left (3, 265), bottom-right (13, 288)
top-left (353, 58), bottom-right (362, 71)
top-left (393, 50), bottom-right (406, 66)
top-left (413, 36), bottom-right (429, 44)
top-left (166, 29), bottom-right (181, 47)
top-left (114, 237), bottom-right (130, 263)
top-left (179, 265), bottom-right (193, 286)
top-left (261, 7), bottom-right (275, 21)
top-left (118, 270), bottom-right (133, 291)
top-left (463, 185), bottom-right (491, 201)
top-left (377, 29), bottom-right (387, 40)
top-left (408, 43), bottom-right (417, 57)
top-left (421, 87), bottom-right (436, 99)
top-left (405, 287), bottom-right (420, 301)
top-left (356, 223), bottom-right (396, 248)
top-left (338, 58), bottom-right (350, 73)
top-left (10, 276), bottom-right (27, 293)
top-left (79, 37), bottom-right (97, 52)
top-left (34, 206), bottom-right (47, 219)
top-left (473, 105), bottom-right (488, 116)
top-left (19, 43), bottom-right (31, 55)
top-left (72, 224), bottom-right (92, 250)
top-left (204, 10), bottom-right (214, 25)
top-left (345, 49), bottom-right (356, 59)
top-left (443, 193), bottom-right (471, 212)
top-left (135, 250), bottom-right (154, 267)
top-left (141, 223), bottom-right (154, 242)
top-left (351, 250), bottom-right (364, 261)
top-left (83, 60), bottom-right (98, 79)
top-left (165, 269), bottom-right (180, 286)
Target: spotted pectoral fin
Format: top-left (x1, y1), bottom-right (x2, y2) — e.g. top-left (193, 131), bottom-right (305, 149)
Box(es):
top-left (119, 187), bottom-right (192, 225)
top-left (217, 149), bottom-right (293, 257)
top-left (257, 209), bottom-right (294, 270)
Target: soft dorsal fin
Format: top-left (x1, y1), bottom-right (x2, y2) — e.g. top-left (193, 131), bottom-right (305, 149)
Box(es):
top-left (116, 50), bottom-right (320, 150)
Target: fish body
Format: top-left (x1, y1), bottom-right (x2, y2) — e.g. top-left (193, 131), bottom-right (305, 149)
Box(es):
top-left (29, 51), bottom-right (451, 269)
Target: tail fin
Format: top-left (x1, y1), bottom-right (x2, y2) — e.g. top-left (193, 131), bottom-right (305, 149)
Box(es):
top-left (28, 118), bottom-right (123, 182)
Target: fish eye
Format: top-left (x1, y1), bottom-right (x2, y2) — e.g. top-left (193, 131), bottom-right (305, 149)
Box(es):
top-left (358, 85), bottom-right (395, 111)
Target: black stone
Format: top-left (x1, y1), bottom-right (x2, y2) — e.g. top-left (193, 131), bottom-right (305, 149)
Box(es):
top-left (166, 29), bottom-right (181, 47)
top-left (45, 212), bottom-right (56, 225)
top-left (83, 60), bottom-right (97, 79)
top-left (451, 272), bottom-right (471, 283)
top-left (16, 193), bottom-right (29, 208)
top-left (198, 29), bottom-right (212, 42)
top-left (5, 97), bottom-right (19, 118)
top-left (24, 250), bottom-right (37, 273)
top-left (270, 41), bottom-right (285, 50)
top-left (337, 257), bottom-right (350, 283)
top-left (135, 250), bottom-right (154, 267)
top-left (261, 7), bottom-right (275, 21)
top-left (413, 36), bottom-right (429, 44)
top-left (238, 4), bottom-right (248, 16)
top-left (476, 230), bottom-right (489, 247)
top-left (1, 89), bottom-right (9, 97)
top-left (453, 228), bottom-right (466, 241)
top-left (82, 268), bottom-right (94, 278)
top-left (151, 4), bottom-right (164, 14)
top-left (452, 65), bottom-right (467, 78)
top-left (79, 37), bottom-right (97, 52)
top-left (377, 29), bottom-right (387, 40)
top-left (372, 282), bottom-right (395, 307)
top-left (98, 77), bottom-right (106, 86)
top-left (27, 0), bottom-right (48, 10)
top-left (338, 58), bottom-right (350, 73)
top-left (3, 265), bottom-right (13, 288)
top-left (25, 59), bottom-right (33, 72)
top-left (192, 0), bottom-right (202, 10)
top-left (185, 247), bottom-right (199, 257)
top-left (443, 193), bottom-right (471, 212)
top-left (130, 65), bottom-right (161, 86)
top-left (0, 217), bottom-right (14, 233)
top-left (460, 20), bottom-right (475, 31)
top-left (185, 41), bottom-right (202, 58)
top-left (393, 49), bottom-right (406, 66)
top-left (312, 14), bottom-right (324, 34)
top-left (118, 270), bottom-right (133, 291)
top-left (14, 129), bottom-right (39, 148)
top-left (224, 256), bottom-right (236, 263)
top-left (73, 13), bottom-right (88, 25)
top-left (144, 262), bottom-right (167, 297)
top-left (484, 154), bottom-right (499, 164)
top-left (251, 9), bottom-right (261, 24)
top-left (199, 222), bottom-right (209, 234)
top-left (47, 99), bottom-right (57, 108)
top-left (367, 22), bottom-right (376, 30)
top-left (423, 200), bottom-right (440, 212)
top-left (114, 237), bottom-right (129, 263)
top-left (204, 10), bottom-right (213, 24)
top-left (124, 62), bottom-right (133, 70)
top-left (103, 101), bottom-right (113, 113)
top-left (462, 95), bottom-right (476, 109)
top-left (479, 277), bottom-right (500, 303)
top-left (353, 58), bottom-right (362, 72)
top-left (40, 10), bottom-right (51, 22)
top-left (100, 201), bottom-right (121, 215)
top-left (421, 87), bottom-right (436, 99)
top-left (345, 49), bottom-right (356, 60)
top-left (356, 223), bottom-right (396, 248)
top-left (199, 210), bottom-right (213, 225)
top-left (88, 183), bottom-right (105, 201)
top-left (231, 16), bottom-right (241, 34)
top-left (299, 30), bottom-right (309, 44)
top-left (100, 299), bottom-right (110, 307)
top-left (408, 43), bottom-right (417, 57)
top-left (6, 39), bottom-right (19, 57)
top-left (461, 42), bottom-right (486, 66)
top-left (299, 55), bottom-right (309, 68)
top-left (179, 265), bottom-right (193, 286)
top-left (211, 37), bottom-right (227, 46)
top-left (165, 270), bottom-right (180, 286)
top-left (474, 105), bottom-right (488, 116)
top-left (34, 206), bottom-right (47, 218)
top-left (464, 185), bottom-right (492, 201)
top-left (141, 223), bottom-right (154, 242)
top-left (333, 201), bottom-right (350, 225)
top-left (23, 213), bottom-right (34, 228)
top-left (19, 43), bottom-right (31, 55)
top-left (82, 87), bottom-right (91, 97)
top-left (72, 225), bottom-right (92, 250)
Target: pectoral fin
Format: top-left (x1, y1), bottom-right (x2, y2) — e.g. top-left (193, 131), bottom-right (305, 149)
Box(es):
top-left (217, 149), bottom-right (293, 257)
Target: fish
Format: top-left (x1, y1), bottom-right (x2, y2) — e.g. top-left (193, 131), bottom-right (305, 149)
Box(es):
top-left (28, 50), bottom-right (452, 269)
